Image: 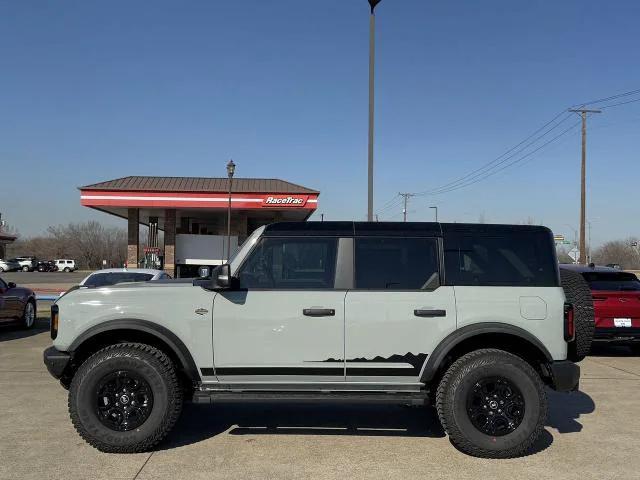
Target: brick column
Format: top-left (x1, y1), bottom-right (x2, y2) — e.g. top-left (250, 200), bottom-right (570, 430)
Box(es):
top-left (127, 208), bottom-right (139, 268)
top-left (164, 209), bottom-right (176, 277)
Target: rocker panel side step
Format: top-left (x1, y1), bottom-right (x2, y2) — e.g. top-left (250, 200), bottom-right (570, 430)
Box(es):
top-left (192, 390), bottom-right (428, 406)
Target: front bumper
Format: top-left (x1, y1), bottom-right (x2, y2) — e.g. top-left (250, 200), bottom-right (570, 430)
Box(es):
top-left (43, 346), bottom-right (71, 380)
top-left (548, 361), bottom-right (580, 392)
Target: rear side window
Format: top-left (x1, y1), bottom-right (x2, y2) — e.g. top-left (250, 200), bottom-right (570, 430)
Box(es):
top-left (444, 232), bottom-right (558, 287)
top-left (354, 237), bottom-right (439, 289)
top-left (582, 272), bottom-right (640, 291)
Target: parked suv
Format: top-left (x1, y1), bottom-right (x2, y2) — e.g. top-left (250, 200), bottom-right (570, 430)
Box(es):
top-left (43, 222), bottom-right (590, 458)
top-left (561, 264), bottom-right (639, 353)
top-left (54, 259), bottom-right (77, 272)
top-left (13, 256), bottom-right (37, 272)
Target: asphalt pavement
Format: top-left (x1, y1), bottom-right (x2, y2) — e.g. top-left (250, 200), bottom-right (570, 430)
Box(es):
top-left (1, 304), bottom-right (639, 480)
top-left (1, 271), bottom-right (86, 285)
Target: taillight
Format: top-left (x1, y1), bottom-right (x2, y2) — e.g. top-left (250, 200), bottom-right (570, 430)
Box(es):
top-left (564, 303), bottom-right (575, 342)
top-left (51, 304), bottom-right (59, 340)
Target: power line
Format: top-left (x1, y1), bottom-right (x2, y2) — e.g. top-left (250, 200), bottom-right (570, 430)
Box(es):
top-left (375, 195), bottom-right (404, 215)
top-left (413, 110), bottom-right (573, 197)
top-left (570, 88), bottom-right (640, 108)
top-left (411, 88), bottom-right (640, 198)
top-left (600, 96), bottom-right (640, 109)
top-left (420, 119), bottom-right (582, 196)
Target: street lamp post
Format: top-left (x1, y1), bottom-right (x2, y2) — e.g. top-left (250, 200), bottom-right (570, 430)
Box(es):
top-left (226, 159), bottom-right (235, 262)
top-left (367, 0), bottom-right (383, 221)
top-left (429, 206), bottom-right (438, 222)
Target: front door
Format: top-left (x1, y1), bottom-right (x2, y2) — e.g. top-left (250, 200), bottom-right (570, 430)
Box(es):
top-left (344, 237), bottom-right (457, 382)
top-left (213, 236), bottom-right (346, 382)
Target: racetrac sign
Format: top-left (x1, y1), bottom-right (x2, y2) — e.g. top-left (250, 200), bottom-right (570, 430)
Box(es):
top-left (262, 195), bottom-right (308, 207)
top-left (80, 190), bottom-right (317, 210)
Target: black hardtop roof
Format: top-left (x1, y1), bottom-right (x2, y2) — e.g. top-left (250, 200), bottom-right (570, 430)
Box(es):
top-left (262, 222), bottom-right (552, 237)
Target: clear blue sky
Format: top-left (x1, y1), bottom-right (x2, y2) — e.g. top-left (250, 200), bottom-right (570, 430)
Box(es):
top-left (1, 0), bottom-right (638, 246)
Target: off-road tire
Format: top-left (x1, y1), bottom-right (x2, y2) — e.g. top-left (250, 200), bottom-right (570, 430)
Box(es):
top-left (22, 265), bottom-right (29, 272)
top-left (435, 349), bottom-right (548, 459)
top-left (63, 267), bottom-right (71, 272)
top-left (560, 269), bottom-right (595, 362)
top-left (68, 343), bottom-right (183, 453)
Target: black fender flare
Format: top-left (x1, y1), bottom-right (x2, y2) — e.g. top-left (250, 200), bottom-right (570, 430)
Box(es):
top-left (68, 319), bottom-right (201, 382)
top-left (421, 322), bottom-right (553, 382)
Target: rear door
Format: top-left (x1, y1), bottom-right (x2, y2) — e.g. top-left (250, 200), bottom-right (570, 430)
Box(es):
top-left (344, 237), bottom-right (456, 382)
top-left (213, 236), bottom-right (348, 382)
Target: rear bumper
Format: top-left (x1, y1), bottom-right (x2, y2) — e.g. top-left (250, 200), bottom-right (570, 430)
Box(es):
top-left (594, 327), bottom-right (640, 342)
top-left (548, 361), bottom-right (580, 392)
top-left (43, 346), bottom-right (71, 380)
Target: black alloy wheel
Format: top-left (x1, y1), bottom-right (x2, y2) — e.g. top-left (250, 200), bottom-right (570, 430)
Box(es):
top-left (467, 376), bottom-right (525, 436)
top-left (96, 370), bottom-right (154, 431)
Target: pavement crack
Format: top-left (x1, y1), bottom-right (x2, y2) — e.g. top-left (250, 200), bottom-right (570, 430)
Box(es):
top-left (588, 358), bottom-right (640, 378)
top-left (133, 452), bottom-right (154, 480)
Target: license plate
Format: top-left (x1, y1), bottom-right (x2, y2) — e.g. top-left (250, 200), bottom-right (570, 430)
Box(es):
top-left (614, 318), bottom-right (632, 328)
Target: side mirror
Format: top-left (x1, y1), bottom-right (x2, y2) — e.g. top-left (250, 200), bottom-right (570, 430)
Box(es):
top-left (7, 282), bottom-right (16, 289)
top-left (213, 264), bottom-right (232, 289)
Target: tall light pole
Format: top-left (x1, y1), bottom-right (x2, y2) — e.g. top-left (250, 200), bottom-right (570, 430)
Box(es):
top-left (367, 0), bottom-right (383, 221)
top-left (226, 159), bottom-right (235, 262)
top-left (429, 206), bottom-right (438, 222)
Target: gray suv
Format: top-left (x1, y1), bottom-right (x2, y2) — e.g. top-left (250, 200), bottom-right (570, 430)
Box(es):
top-left (43, 222), bottom-right (587, 458)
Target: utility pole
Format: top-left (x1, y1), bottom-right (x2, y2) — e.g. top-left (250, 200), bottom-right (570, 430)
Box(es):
top-left (367, 0), bottom-right (383, 221)
top-left (568, 108), bottom-right (601, 264)
top-left (399, 193), bottom-right (415, 222)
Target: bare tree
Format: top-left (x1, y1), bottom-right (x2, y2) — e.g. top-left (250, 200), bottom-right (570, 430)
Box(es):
top-left (592, 237), bottom-right (640, 269)
top-left (9, 221), bottom-right (127, 269)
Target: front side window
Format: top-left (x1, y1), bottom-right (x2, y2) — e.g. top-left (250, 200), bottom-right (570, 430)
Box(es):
top-left (354, 237), bottom-right (439, 290)
top-left (238, 237), bottom-right (337, 289)
top-left (444, 232), bottom-right (558, 286)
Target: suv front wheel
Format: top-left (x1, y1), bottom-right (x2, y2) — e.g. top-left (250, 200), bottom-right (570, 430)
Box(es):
top-left (435, 349), bottom-right (547, 458)
top-left (68, 343), bottom-right (183, 453)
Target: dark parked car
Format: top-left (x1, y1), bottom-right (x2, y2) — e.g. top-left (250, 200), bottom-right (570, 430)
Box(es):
top-left (560, 264), bottom-right (640, 353)
top-left (0, 276), bottom-right (37, 328)
top-left (37, 260), bottom-right (58, 272)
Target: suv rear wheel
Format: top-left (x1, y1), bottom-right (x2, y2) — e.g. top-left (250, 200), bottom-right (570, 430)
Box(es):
top-left (68, 343), bottom-right (183, 453)
top-left (435, 349), bottom-right (547, 458)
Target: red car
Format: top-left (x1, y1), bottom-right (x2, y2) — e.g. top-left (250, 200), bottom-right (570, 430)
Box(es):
top-left (0, 276), bottom-right (37, 329)
top-left (561, 265), bottom-right (640, 353)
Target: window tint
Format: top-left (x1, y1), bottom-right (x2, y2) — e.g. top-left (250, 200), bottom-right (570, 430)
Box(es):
top-left (354, 237), bottom-right (439, 290)
top-left (444, 232), bottom-right (558, 286)
top-left (238, 237), bottom-right (337, 289)
top-left (581, 272), bottom-right (640, 291)
top-left (84, 272), bottom-right (154, 287)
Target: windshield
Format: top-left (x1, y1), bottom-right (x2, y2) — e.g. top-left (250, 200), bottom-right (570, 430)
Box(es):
top-left (229, 225), bottom-right (265, 270)
top-left (84, 272), bottom-right (155, 287)
top-left (581, 272), bottom-right (640, 291)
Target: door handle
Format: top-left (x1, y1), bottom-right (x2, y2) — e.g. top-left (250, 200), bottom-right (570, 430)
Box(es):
top-left (414, 309), bottom-right (447, 318)
top-left (303, 308), bottom-right (335, 317)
